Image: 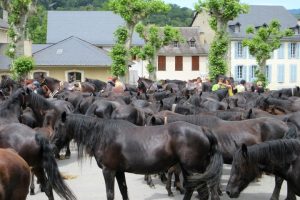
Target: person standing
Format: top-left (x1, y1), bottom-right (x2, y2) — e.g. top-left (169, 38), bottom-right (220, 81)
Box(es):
top-left (236, 80), bottom-right (246, 93)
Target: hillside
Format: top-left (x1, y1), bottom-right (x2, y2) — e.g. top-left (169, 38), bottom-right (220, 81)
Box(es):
top-left (289, 9), bottom-right (300, 19)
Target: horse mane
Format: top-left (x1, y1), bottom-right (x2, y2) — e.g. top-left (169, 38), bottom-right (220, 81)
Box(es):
top-left (235, 139), bottom-right (300, 166)
top-left (28, 91), bottom-right (56, 110)
top-left (65, 114), bottom-right (135, 158)
top-left (0, 88), bottom-right (24, 118)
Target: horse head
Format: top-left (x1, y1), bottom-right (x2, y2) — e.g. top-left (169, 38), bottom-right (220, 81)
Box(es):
top-left (226, 144), bottom-right (261, 198)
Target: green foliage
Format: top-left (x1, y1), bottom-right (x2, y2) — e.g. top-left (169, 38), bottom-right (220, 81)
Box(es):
top-left (242, 20), bottom-right (294, 87)
top-left (144, 4), bottom-right (194, 27)
top-left (26, 5), bottom-right (47, 43)
top-left (109, 0), bottom-right (170, 26)
top-left (11, 56), bottom-right (35, 78)
top-left (110, 27), bottom-right (129, 76)
top-left (195, 0), bottom-right (249, 81)
top-left (254, 70), bottom-right (267, 88)
top-left (208, 35), bottom-right (228, 79)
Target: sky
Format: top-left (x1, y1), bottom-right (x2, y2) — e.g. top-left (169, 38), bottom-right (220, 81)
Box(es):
top-left (163, 0), bottom-right (300, 10)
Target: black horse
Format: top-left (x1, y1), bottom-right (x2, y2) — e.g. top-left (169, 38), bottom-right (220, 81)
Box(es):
top-left (0, 123), bottom-right (75, 200)
top-left (226, 139), bottom-right (300, 199)
top-left (52, 113), bottom-right (223, 200)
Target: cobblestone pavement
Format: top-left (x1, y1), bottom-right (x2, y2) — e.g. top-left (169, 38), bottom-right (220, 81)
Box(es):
top-left (28, 150), bottom-right (299, 200)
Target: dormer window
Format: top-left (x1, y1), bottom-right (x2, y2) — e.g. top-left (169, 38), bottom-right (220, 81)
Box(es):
top-left (189, 38), bottom-right (196, 47)
top-left (173, 41), bottom-right (179, 48)
top-left (56, 49), bottom-right (63, 54)
top-left (234, 22), bottom-right (241, 33)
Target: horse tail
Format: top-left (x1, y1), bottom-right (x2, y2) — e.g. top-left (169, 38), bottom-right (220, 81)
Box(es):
top-left (284, 122), bottom-right (298, 139)
top-left (35, 134), bottom-right (76, 200)
top-left (186, 129), bottom-right (223, 190)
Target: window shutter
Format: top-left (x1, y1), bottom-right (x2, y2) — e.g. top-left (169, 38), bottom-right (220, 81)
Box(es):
top-left (296, 43), bottom-right (300, 59)
top-left (192, 56), bottom-right (199, 71)
top-left (288, 43), bottom-right (292, 59)
top-left (278, 43), bottom-right (284, 59)
top-left (243, 46), bottom-right (247, 59)
top-left (235, 42), bottom-right (238, 59)
top-left (248, 65), bottom-right (252, 82)
top-left (242, 65), bottom-right (247, 80)
top-left (158, 56), bottom-right (166, 71)
top-left (266, 65), bottom-right (272, 82)
top-left (277, 64), bottom-right (285, 83)
top-left (235, 65), bottom-right (238, 80)
top-left (290, 64), bottom-right (297, 83)
top-left (175, 56), bottom-right (183, 71)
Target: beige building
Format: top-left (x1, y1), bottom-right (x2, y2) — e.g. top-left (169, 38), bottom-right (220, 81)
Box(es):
top-left (156, 27), bottom-right (209, 81)
top-left (192, 5), bottom-right (300, 90)
top-left (0, 9), bottom-right (10, 75)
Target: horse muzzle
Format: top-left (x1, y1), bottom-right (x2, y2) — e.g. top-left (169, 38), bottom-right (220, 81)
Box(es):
top-left (226, 187), bottom-right (240, 198)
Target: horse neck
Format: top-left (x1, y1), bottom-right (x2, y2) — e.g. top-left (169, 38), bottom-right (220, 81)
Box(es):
top-left (246, 140), bottom-right (300, 176)
top-left (268, 98), bottom-right (290, 107)
top-left (0, 98), bottom-right (22, 122)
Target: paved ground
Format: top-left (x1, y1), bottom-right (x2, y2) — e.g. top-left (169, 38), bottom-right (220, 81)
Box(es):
top-left (28, 150), bottom-right (299, 200)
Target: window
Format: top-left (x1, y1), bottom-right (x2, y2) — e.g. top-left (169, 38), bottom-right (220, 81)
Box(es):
top-left (250, 65), bottom-right (257, 80)
top-left (189, 41), bottom-right (196, 47)
top-left (192, 56), bottom-right (199, 71)
top-left (33, 72), bottom-right (47, 80)
top-left (158, 56), bottom-right (166, 71)
top-left (67, 72), bottom-right (82, 83)
top-left (173, 41), bottom-right (179, 47)
top-left (175, 56), bottom-right (183, 71)
top-left (234, 23), bottom-right (241, 33)
top-left (290, 43), bottom-right (297, 58)
top-left (237, 42), bottom-right (243, 58)
top-left (56, 49), bottom-right (63, 55)
top-left (237, 65), bottom-right (243, 79)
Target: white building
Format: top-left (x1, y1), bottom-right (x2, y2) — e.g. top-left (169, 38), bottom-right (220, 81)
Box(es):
top-left (192, 5), bottom-right (300, 90)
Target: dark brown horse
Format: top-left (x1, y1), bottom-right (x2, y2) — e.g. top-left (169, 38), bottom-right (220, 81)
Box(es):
top-left (226, 139), bottom-right (300, 198)
top-left (52, 113), bottom-right (223, 200)
top-left (0, 148), bottom-right (31, 200)
top-left (0, 123), bottom-right (76, 200)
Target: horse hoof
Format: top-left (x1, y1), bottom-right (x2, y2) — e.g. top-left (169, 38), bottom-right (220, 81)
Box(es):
top-left (168, 192), bottom-right (174, 197)
top-left (30, 189), bottom-right (35, 195)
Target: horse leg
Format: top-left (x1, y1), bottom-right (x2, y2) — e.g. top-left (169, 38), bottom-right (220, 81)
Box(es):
top-left (209, 183), bottom-right (221, 200)
top-left (286, 182), bottom-right (296, 200)
top-left (159, 172), bottom-right (167, 184)
top-left (166, 168), bottom-right (174, 196)
top-left (174, 170), bottom-right (185, 194)
top-left (32, 167), bottom-right (54, 200)
top-left (115, 171), bottom-right (129, 200)
top-left (64, 142), bottom-right (71, 159)
top-left (30, 171), bottom-right (35, 195)
top-left (103, 167), bottom-right (116, 200)
top-left (270, 176), bottom-right (283, 200)
top-left (144, 174), bottom-right (155, 188)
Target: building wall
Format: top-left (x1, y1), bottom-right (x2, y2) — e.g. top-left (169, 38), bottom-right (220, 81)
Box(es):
top-left (30, 66), bottom-right (111, 82)
top-left (156, 56), bottom-right (208, 81)
top-left (0, 29), bottom-right (8, 43)
top-left (191, 12), bottom-right (215, 45)
top-left (230, 41), bottom-right (300, 90)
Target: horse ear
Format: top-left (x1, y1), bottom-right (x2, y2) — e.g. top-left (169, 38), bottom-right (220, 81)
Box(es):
top-left (26, 87), bottom-right (32, 94)
top-left (199, 91), bottom-right (202, 97)
top-left (297, 86), bottom-right (300, 92)
top-left (175, 96), bottom-right (178, 102)
top-left (160, 100), bottom-right (163, 106)
top-left (246, 108), bottom-right (253, 119)
top-left (242, 144), bottom-right (248, 159)
top-left (61, 112), bottom-right (67, 122)
top-left (137, 92), bottom-right (140, 96)
top-left (278, 92), bottom-right (282, 98)
top-left (151, 116), bottom-right (156, 125)
top-left (170, 88), bottom-right (173, 93)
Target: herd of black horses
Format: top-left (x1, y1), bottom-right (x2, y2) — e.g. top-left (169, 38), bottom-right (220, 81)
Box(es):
top-left (0, 74), bottom-right (300, 200)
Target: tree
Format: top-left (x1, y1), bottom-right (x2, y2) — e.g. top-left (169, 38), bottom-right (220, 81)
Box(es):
top-left (26, 5), bottom-right (47, 44)
top-left (108, 0), bottom-right (170, 78)
top-left (134, 23), bottom-right (183, 79)
top-left (195, 0), bottom-right (248, 81)
top-left (11, 56), bottom-right (35, 80)
top-left (242, 20), bottom-right (294, 87)
top-left (1, 0), bottom-right (37, 58)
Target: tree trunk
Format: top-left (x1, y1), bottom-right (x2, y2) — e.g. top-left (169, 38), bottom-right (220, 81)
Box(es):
top-left (259, 60), bottom-right (266, 74)
top-left (148, 57), bottom-right (156, 80)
